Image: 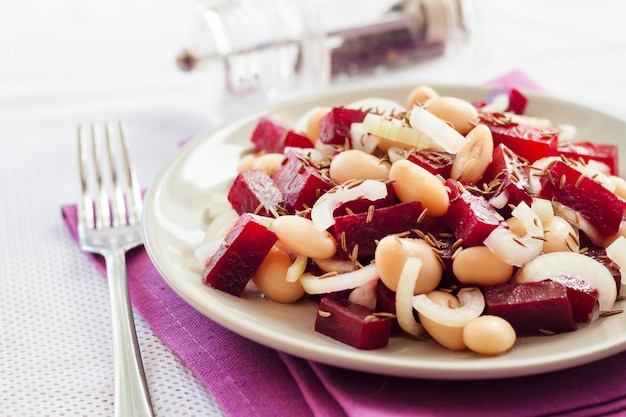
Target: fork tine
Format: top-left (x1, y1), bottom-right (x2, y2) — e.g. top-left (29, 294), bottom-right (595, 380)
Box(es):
top-left (77, 125), bottom-right (95, 232)
top-left (116, 122), bottom-right (143, 225)
top-left (90, 125), bottom-right (112, 230)
top-left (105, 123), bottom-right (127, 228)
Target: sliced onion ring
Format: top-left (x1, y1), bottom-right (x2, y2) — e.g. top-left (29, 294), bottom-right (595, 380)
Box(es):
top-left (311, 179), bottom-right (388, 231)
top-left (412, 287), bottom-right (485, 328)
top-left (300, 263), bottom-right (379, 294)
top-left (285, 254), bottom-right (308, 283)
top-left (484, 201), bottom-right (543, 267)
top-left (395, 257), bottom-right (424, 337)
top-left (362, 113), bottom-right (440, 150)
top-left (348, 279), bottom-right (378, 310)
top-left (513, 252), bottom-right (618, 312)
top-left (312, 256), bottom-right (356, 274)
top-left (408, 105), bottom-right (466, 153)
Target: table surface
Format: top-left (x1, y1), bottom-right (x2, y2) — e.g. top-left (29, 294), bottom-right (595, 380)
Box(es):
top-left (2, 0), bottom-right (626, 415)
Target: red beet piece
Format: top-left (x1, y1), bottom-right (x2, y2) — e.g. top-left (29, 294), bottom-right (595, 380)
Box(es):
top-left (555, 141), bottom-right (619, 175)
top-left (538, 160), bottom-right (626, 237)
top-left (584, 244), bottom-right (622, 294)
top-left (271, 153), bottom-right (333, 213)
top-left (203, 213), bottom-right (278, 296)
top-left (315, 296), bottom-right (392, 350)
top-left (443, 179), bottom-right (503, 247)
top-left (227, 169), bottom-right (284, 217)
top-left (548, 275), bottom-right (598, 323)
top-left (318, 107), bottom-right (368, 145)
top-left (487, 87), bottom-right (528, 114)
top-left (484, 281), bottom-right (576, 336)
top-left (284, 130), bottom-right (314, 149)
top-left (481, 144), bottom-right (533, 207)
top-left (480, 115), bottom-right (559, 163)
top-left (374, 281), bottom-right (403, 336)
top-left (407, 149), bottom-right (455, 178)
top-left (333, 201), bottom-right (425, 260)
top-left (250, 117), bottom-right (289, 153)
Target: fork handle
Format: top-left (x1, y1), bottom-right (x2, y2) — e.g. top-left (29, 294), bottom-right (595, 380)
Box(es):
top-left (105, 250), bottom-right (155, 417)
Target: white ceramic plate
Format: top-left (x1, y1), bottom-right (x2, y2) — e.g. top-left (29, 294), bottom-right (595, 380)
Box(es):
top-left (143, 83), bottom-right (626, 379)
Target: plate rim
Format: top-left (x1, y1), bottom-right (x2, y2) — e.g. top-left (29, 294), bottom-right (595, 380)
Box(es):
top-left (143, 82), bottom-right (626, 379)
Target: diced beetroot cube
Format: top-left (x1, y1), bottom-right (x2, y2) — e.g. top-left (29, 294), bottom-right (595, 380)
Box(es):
top-left (271, 153), bottom-right (334, 213)
top-left (375, 280), bottom-right (396, 314)
top-left (507, 88), bottom-right (528, 115)
top-left (407, 149), bottom-right (455, 178)
top-left (443, 179), bottom-right (503, 247)
top-left (487, 87), bottom-right (528, 114)
top-left (548, 275), bottom-right (598, 323)
top-left (284, 131), bottom-right (314, 149)
top-left (538, 160), bottom-right (626, 237)
top-left (481, 144), bottom-right (533, 207)
top-left (480, 116), bottom-right (559, 163)
top-left (555, 141), bottom-right (619, 175)
top-left (333, 201), bottom-right (424, 260)
top-left (374, 280), bottom-right (410, 337)
top-left (318, 107), bottom-right (369, 145)
top-left (250, 117), bottom-right (289, 153)
top-left (284, 167), bottom-right (334, 213)
top-left (315, 296), bottom-right (392, 350)
top-left (584, 244), bottom-right (622, 294)
top-left (272, 152), bottom-right (307, 194)
top-left (484, 281), bottom-right (576, 336)
top-left (203, 213), bottom-right (278, 296)
top-left (227, 169), bottom-right (284, 217)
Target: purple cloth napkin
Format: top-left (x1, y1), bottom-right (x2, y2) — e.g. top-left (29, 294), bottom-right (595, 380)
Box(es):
top-left (62, 72), bottom-right (626, 417)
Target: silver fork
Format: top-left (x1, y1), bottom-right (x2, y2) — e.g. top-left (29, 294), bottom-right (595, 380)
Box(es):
top-left (77, 122), bottom-right (155, 417)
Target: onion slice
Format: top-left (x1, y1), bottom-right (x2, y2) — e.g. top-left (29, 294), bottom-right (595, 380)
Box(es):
top-left (362, 113), bottom-right (440, 150)
top-left (300, 263), bottom-right (379, 294)
top-left (350, 122), bottom-right (380, 154)
top-left (408, 105), bottom-right (466, 153)
top-left (311, 179), bottom-right (388, 231)
top-left (395, 257), bottom-right (424, 337)
top-left (348, 279), bottom-right (378, 310)
top-left (412, 287), bottom-right (485, 327)
top-left (514, 252), bottom-right (618, 312)
top-left (285, 254), bottom-right (308, 283)
top-left (484, 202), bottom-right (543, 267)
top-left (346, 97), bottom-right (405, 115)
top-left (313, 256), bottom-right (356, 274)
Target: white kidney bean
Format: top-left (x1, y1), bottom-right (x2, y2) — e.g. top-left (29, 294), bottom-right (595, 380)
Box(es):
top-left (305, 106), bottom-right (331, 141)
top-left (406, 85), bottom-right (439, 109)
top-left (375, 235), bottom-right (442, 294)
top-left (543, 215), bottom-right (580, 253)
top-left (452, 246), bottom-right (514, 286)
top-left (463, 315), bottom-right (517, 355)
top-left (329, 149), bottom-right (390, 183)
top-left (272, 215), bottom-right (337, 259)
top-left (450, 124), bottom-right (494, 184)
top-left (506, 216), bottom-right (527, 237)
top-left (253, 153), bottom-right (286, 176)
top-left (252, 244), bottom-right (305, 303)
top-left (425, 96), bottom-right (479, 135)
top-left (237, 152), bottom-right (285, 177)
top-left (389, 159), bottom-right (449, 217)
top-left (418, 291), bottom-right (466, 350)
top-left (238, 152), bottom-right (261, 172)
